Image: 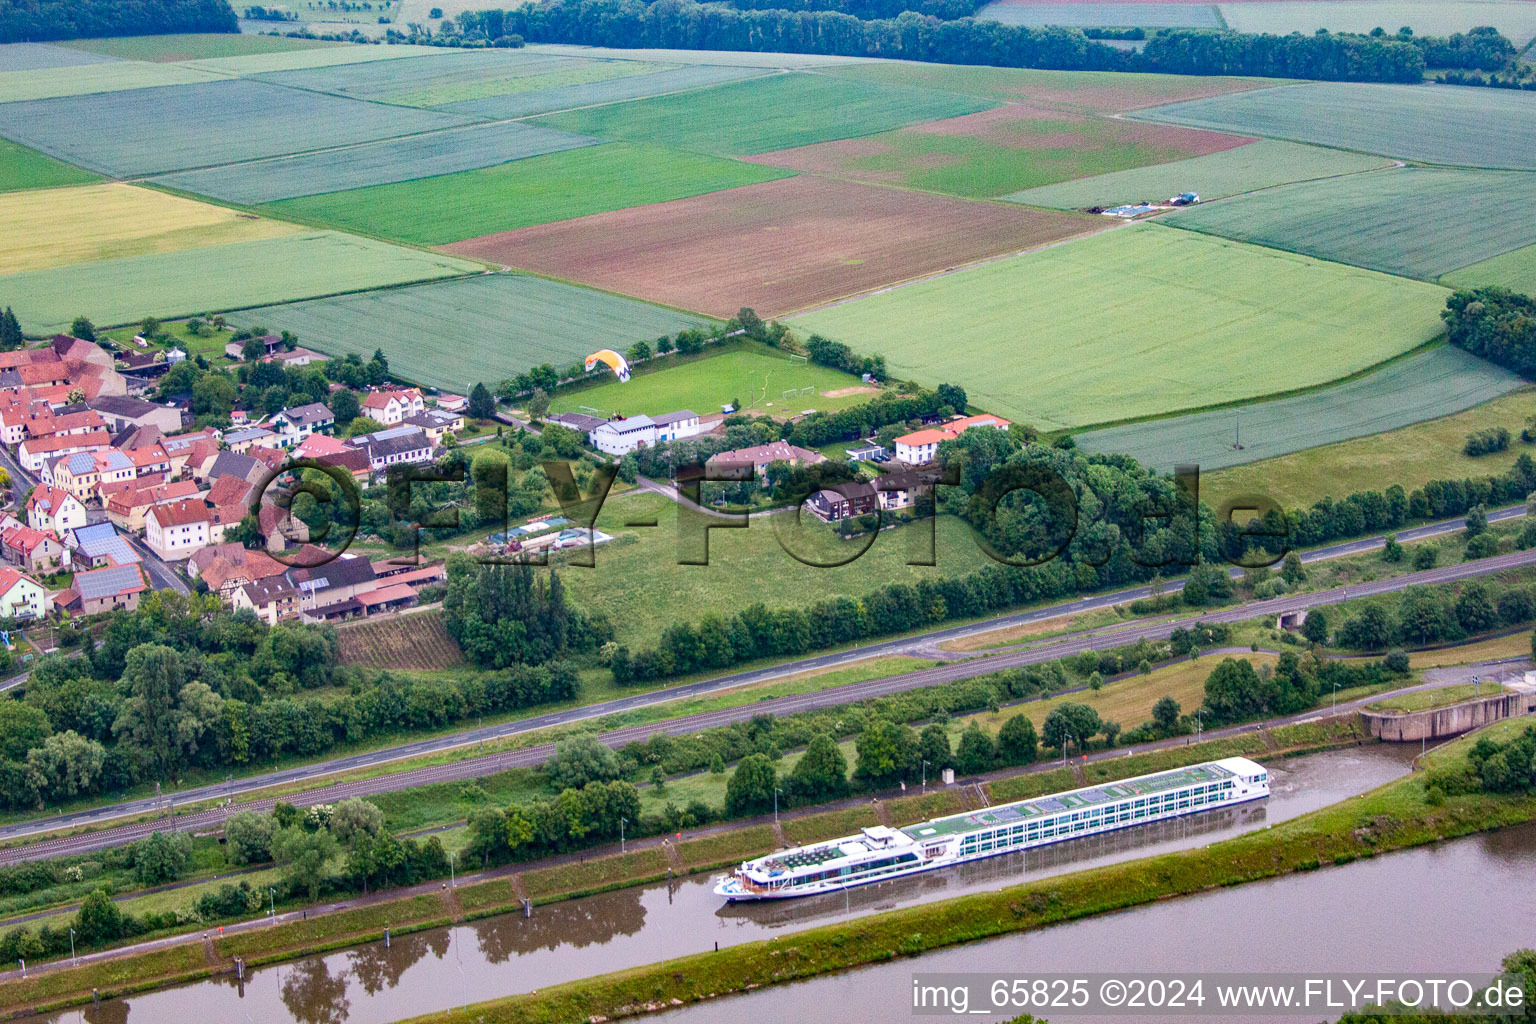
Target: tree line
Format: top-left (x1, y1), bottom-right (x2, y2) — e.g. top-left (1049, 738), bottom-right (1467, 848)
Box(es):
top-left (1445, 287), bottom-right (1536, 380)
top-left (465, 0), bottom-right (1426, 82)
top-left (0, 0), bottom-right (236, 42)
top-left (441, 558), bottom-right (605, 669)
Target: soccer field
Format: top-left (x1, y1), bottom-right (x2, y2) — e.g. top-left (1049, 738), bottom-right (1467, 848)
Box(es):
top-left (787, 224), bottom-right (1450, 431)
top-left (548, 345), bottom-right (873, 420)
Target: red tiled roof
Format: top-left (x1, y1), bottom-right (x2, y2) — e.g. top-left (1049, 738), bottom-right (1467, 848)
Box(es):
top-left (149, 499), bottom-right (212, 528)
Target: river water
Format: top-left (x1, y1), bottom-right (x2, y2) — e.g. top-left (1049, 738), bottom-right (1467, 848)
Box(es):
top-left (30, 745), bottom-right (1425, 1024)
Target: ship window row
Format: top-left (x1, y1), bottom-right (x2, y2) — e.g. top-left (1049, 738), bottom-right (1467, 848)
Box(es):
top-left (785, 852), bottom-right (920, 887)
top-left (957, 782), bottom-right (1235, 852)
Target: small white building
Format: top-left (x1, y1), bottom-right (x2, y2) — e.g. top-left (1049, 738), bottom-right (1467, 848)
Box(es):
top-left (145, 499), bottom-right (212, 561)
top-left (589, 415), bottom-right (656, 456)
top-left (165, 347), bottom-right (187, 365)
top-left (653, 410), bottom-right (702, 443)
top-left (361, 388), bottom-right (425, 426)
top-left (0, 566), bottom-right (46, 621)
top-left (893, 414), bottom-right (1011, 466)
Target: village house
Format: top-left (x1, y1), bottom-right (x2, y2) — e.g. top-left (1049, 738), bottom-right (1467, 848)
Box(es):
top-left (145, 499), bottom-right (213, 561)
top-left (434, 393), bottom-right (467, 414)
top-left (232, 575), bottom-right (301, 625)
top-left (18, 430), bottom-right (110, 474)
top-left (287, 554), bottom-right (379, 620)
top-left (402, 408), bottom-right (464, 446)
top-left (198, 548), bottom-right (287, 599)
top-left (893, 414), bottom-right (1012, 466)
top-left (54, 563), bottom-right (147, 616)
top-left (270, 402), bottom-right (334, 447)
top-left (224, 334), bottom-right (284, 360)
top-left (64, 522), bottom-right (142, 570)
top-left (293, 433), bottom-right (371, 483)
top-left (348, 426), bottom-right (433, 476)
top-left (263, 347), bottom-right (327, 369)
top-left (705, 440), bottom-right (826, 479)
top-left (88, 395), bottom-right (184, 434)
top-left (222, 426), bottom-right (281, 455)
top-left (0, 566), bottom-right (46, 620)
top-left (361, 388), bottom-right (425, 426)
top-left (805, 482), bottom-right (880, 523)
top-left (26, 485), bottom-right (86, 534)
top-left (1, 524), bottom-right (63, 573)
top-left (104, 480), bottom-right (200, 532)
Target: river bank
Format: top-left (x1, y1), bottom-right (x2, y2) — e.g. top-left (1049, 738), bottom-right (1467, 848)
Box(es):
top-left (387, 723), bottom-right (1536, 1024)
top-left (0, 716), bottom-right (1368, 1016)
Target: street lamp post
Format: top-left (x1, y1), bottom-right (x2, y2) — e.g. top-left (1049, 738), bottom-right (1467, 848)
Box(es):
top-left (774, 787), bottom-right (783, 824)
top-left (449, 852), bottom-right (456, 889)
top-left (619, 817), bottom-right (626, 854)
top-left (268, 887), bottom-right (275, 918)
top-left (921, 760), bottom-right (930, 792)
top-left (69, 928), bottom-right (75, 964)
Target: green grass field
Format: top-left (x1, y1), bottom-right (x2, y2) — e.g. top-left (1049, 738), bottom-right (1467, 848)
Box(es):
top-left (0, 59), bottom-right (226, 103)
top-left (0, 137), bottom-right (98, 192)
top-left (1135, 81), bottom-right (1536, 170)
top-left (751, 105), bottom-right (1246, 199)
top-left (822, 61), bottom-right (1274, 111)
top-left (262, 142), bottom-right (794, 246)
top-left (57, 33), bottom-right (342, 61)
top-left (1164, 166), bottom-right (1536, 280)
top-left (1444, 242), bottom-right (1536, 295)
top-left (788, 224), bottom-right (1450, 431)
top-left (1006, 138), bottom-right (1393, 210)
top-left (1219, 1), bottom-right (1536, 46)
top-left (390, 58), bottom-right (677, 107)
top-left (571, 492), bottom-right (997, 646)
top-left (2, 231), bottom-right (480, 335)
top-left (533, 71), bottom-right (995, 156)
top-left (226, 273), bottom-right (710, 394)
top-left (1201, 388), bottom-right (1536, 510)
top-left (548, 344), bottom-right (873, 419)
top-left (179, 43), bottom-right (444, 76)
top-left (1075, 346), bottom-right (1524, 474)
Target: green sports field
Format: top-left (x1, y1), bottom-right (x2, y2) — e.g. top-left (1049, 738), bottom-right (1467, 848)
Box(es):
top-left (262, 142), bottom-right (795, 246)
top-left (0, 138), bottom-right (97, 193)
top-left (548, 344), bottom-right (873, 420)
top-left (787, 224), bottom-right (1450, 432)
top-left (1005, 139), bottom-right (1393, 210)
top-left (532, 71), bottom-right (995, 156)
top-left (1135, 81), bottom-right (1536, 170)
top-left (226, 274), bottom-right (711, 394)
top-left (1164, 166), bottom-right (1536, 281)
top-left (1075, 346), bottom-right (1523, 474)
top-left (1, 231), bottom-right (480, 334)
top-left (57, 33), bottom-right (342, 62)
top-left (1444, 243), bottom-right (1536, 295)
top-left (571, 492), bottom-right (997, 646)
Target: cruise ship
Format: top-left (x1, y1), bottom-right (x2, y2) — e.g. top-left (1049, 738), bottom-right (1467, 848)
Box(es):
top-left (715, 756), bottom-right (1270, 901)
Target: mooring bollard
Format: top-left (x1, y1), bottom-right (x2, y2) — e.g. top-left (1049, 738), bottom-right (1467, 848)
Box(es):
top-left (235, 957), bottom-right (245, 981)
top-left (523, 898), bottom-right (532, 918)
top-left (384, 926), bottom-right (391, 948)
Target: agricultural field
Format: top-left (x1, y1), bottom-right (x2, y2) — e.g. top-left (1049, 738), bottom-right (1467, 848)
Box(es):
top-left (178, 43), bottom-right (444, 76)
top-left (447, 175), bottom-right (1101, 318)
top-left (57, 32), bottom-right (344, 61)
top-left (0, 78), bottom-right (476, 177)
top-left (823, 61), bottom-right (1275, 112)
top-left (787, 224), bottom-right (1451, 431)
top-left (976, 2), bottom-right (1223, 27)
top-left (0, 183), bottom-right (299, 275)
top-left (225, 274), bottom-right (711, 394)
top-left (1006, 138), bottom-right (1393, 210)
top-left (252, 49), bottom-right (604, 104)
top-left (747, 102), bottom-right (1249, 198)
top-left (568, 492), bottom-right (997, 647)
top-left (435, 64), bottom-right (767, 120)
top-left (1219, 1), bottom-right (1536, 45)
top-left (1200, 388), bottom-right (1536, 511)
top-left (0, 60), bottom-right (225, 104)
top-left (0, 138), bottom-right (98, 193)
top-left (548, 344), bottom-right (875, 420)
top-left (1164, 166), bottom-right (1536, 281)
top-left (335, 612), bottom-right (464, 671)
top-left (518, 43), bottom-right (871, 68)
top-left (0, 42), bottom-right (120, 70)
top-left (1135, 81), bottom-right (1536, 170)
top-left (532, 71), bottom-right (996, 156)
top-left (1075, 346), bottom-right (1525, 474)
top-left (1, 231), bottom-right (480, 335)
top-left (1443, 243), bottom-right (1536, 296)
top-left (262, 142), bottom-right (792, 246)
top-left (152, 121), bottom-right (602, 206)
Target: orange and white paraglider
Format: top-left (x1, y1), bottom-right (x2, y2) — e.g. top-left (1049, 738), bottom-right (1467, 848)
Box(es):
top-left (585, 349), bottom-right (631, 383)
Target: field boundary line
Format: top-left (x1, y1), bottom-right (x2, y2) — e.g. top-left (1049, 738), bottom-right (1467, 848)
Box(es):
top-left (779, 218), bottom-right (1125, 319)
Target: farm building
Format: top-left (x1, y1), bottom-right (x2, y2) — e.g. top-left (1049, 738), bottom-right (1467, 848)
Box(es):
top-left (590, 414), bottom-right (655, 456)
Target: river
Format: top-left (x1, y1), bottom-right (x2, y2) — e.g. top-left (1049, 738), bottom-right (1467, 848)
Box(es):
top-left (28, 745), bottom-right (1425, 1024)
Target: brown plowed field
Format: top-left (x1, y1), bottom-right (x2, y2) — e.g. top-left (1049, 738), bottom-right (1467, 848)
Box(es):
top-left (443, 176), bottom-right (1102, 318)
top-left (336, 610), bottom-right (465, 671)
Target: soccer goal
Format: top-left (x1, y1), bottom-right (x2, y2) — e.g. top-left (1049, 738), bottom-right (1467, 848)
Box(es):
top-left (782, 385), bottom-right (816, 400)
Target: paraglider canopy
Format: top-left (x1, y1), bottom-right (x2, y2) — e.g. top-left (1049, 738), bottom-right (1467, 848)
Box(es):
top-left (585, 349), bottom-right (631, 382)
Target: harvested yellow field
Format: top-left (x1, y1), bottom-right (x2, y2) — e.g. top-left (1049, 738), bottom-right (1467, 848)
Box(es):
top-left (0, 182), bottom-right (299, 275)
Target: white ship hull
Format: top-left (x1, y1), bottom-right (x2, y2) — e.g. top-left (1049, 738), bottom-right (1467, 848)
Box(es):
top-left (715, 757), bottom-right (1271, 902)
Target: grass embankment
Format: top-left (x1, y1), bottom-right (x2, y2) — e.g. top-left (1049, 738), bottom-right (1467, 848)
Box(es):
top-left (395, 727), bottom-right (1536, 1024)
top-left (1366, 682), bottom-right (1510, 714)
top-left (0, 716), bottom-right (1368, 1016)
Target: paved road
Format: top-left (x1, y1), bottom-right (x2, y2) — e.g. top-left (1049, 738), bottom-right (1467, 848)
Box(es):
top-left (4, 535), bottom-right (1534, 865)
top-left (2, 650), bottom-right (1519, 985)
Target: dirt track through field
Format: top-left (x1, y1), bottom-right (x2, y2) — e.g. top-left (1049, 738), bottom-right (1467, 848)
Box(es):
top-left (443, 176), bottom-right (1102, 318)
